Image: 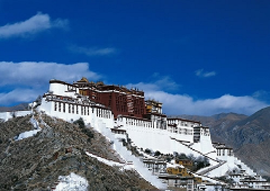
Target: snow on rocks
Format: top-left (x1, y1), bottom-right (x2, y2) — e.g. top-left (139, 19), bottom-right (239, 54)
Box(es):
top-left (86, 151), bottom-right (134, 170)
top-left (14, 129), bottom-right (41, 141)
top-left (14, 116), bottom-right (41, 141)
top-left (0, 111), bottom-right (32, 122)
top-left (53, 173), bottom-right (89, 191)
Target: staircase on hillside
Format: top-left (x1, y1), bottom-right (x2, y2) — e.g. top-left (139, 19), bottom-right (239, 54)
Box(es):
top-left (170, 136), bottom-right (256, 178)
top-left (234, 157), bottom-right (256, 176)
top-left (197, 161), bottom-right (227, 176)
top-left (96, 122), bottom-right (166, 189)
top-left (170, 137), bottom-right (219, 163)
top-left (204, 150), bottom-right (216, 156)
top-left (191, 171), bottom-right (226, 185)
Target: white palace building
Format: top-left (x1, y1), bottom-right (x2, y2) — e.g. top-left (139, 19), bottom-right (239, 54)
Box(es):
top-left (38, 79), bottom-right (216, 158)
top-left (25, 78), bottom-right (270, 190)
top-left (36, 79), bottom-right (256, 175)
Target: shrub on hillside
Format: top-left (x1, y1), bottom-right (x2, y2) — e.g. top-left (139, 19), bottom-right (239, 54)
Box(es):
top-left (73, 118), bottom-right (94, 142)
top-left (193, 156), bottom-right (210, 171)
top-left (178, 153), bottom-right (189, 159)
top-left (73, 118), bottom-right (85, 129)
top-left (145, 148), bottom-right (152, 155)
top-left (154, 150), bottom-right (161, 157)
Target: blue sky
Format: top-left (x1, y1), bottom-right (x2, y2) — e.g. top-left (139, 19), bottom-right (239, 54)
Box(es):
top-left (0, 0), bottom-right (269, 116)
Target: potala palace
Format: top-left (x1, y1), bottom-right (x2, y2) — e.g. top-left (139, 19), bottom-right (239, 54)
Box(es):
top-left (2, 78), bottom-right (270, 191)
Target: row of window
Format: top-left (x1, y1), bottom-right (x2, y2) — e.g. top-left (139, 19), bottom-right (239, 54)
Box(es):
top-left (193, 129), bottom-right (210, 136)
top-left (53, 101), bottom-right (111, 119)
top-left (96, 108), bottom-right (111, 119)
top-left (125, 118), bottom-right (153, 128)
top-left (54, 101), bottom-right (89, 115)
top-left (116, 104), bottom-right (128, 113)
top-left (217, 149), bottom-right (233, 156)
top-left (167, 120), bottom-right (200, 127)
top-left (168, 127), bottom-right (193, 135)
top-left (168, 127), bottom-right (210, 137)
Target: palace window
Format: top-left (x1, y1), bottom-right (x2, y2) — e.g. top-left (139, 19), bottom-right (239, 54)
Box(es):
top-left (54, 102), bottom-right (57, 111)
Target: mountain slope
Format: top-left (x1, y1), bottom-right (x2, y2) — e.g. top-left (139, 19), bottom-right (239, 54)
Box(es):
top-left (181, 108), bottom-right (270, 176)
top-left (0, 114), bottom-right (155, 191)
top-left (180, 112), bottom-right (248, 144)
top-left (0, 103), bottom-right (29, 112)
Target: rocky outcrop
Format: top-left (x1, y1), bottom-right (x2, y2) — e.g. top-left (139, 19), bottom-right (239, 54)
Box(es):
top-left (0, 113), bottom-right (156, 191)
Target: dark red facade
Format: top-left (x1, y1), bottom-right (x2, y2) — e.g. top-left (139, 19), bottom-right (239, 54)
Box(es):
top-left (74, 78), bottom-right (146, 118)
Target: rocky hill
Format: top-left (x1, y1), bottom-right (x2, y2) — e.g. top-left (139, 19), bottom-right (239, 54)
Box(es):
top-left (181, 107), bottom-right (270, 176)
top-left (0, 113), bottom-right (156, 191)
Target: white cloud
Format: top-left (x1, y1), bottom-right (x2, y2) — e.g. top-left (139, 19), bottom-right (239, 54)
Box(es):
top-left (0, 12), bottom-right (68, 39)
top-left (151, 91), bottom-right (267, 116)
top-left (126, 82), bottom-right (159, 91)
top-left (126, 74), bottom-right (180, 92)
top-left (0, 62), bottom-right (101, 105)
top-left (127, 81), bottom-right (268, 116)
top-left (0, 61), bottom-right (101, 87)
top-left (153, 75), bottom-right (180, 91)
top-left (0, 88), bottom-right (42, 104)
top-left (69, 45), bottom-right (118, 56)
top-left (195, 69), bottom-right (216, 78)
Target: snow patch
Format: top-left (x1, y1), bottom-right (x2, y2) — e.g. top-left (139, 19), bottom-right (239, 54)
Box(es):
top-left (15, 129), bottom-right (41, 141)
top-left (14, 116), bottom-right (41, 141)
top-left (0, 111), bottom-right (32, 122)
top-left (54, 172), bottom-right (89, 191)
top-left (86, 151), bottom-right (134, 170)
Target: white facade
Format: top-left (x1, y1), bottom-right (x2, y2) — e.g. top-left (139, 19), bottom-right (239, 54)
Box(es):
top-left (38, 80), bottom-right (114, 129)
